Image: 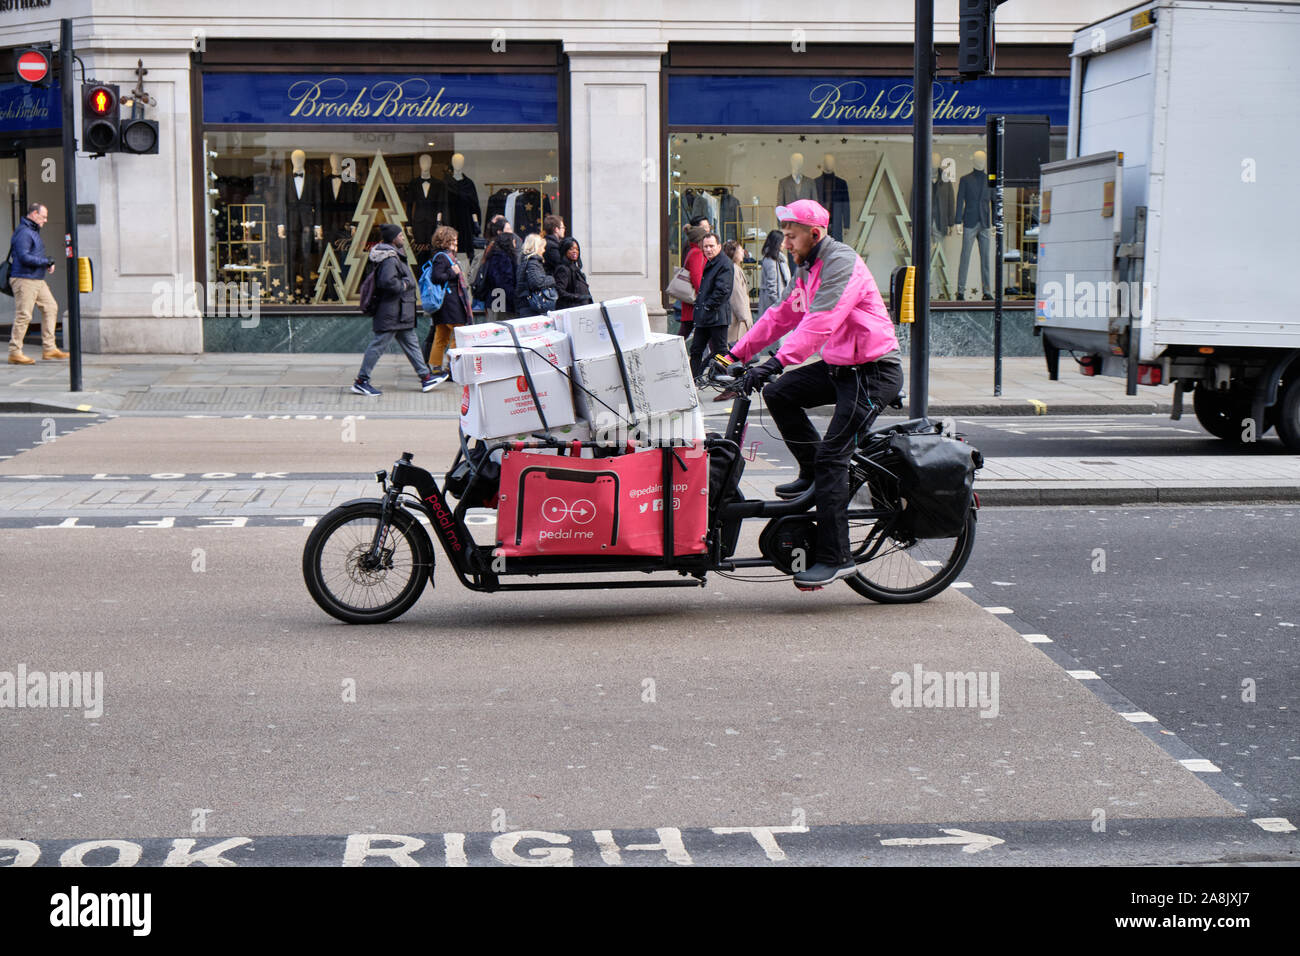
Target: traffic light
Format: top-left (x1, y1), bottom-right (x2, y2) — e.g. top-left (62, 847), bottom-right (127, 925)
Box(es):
top-left (82, 83), bottom-right (120, 155)
top-left (958, 0), bottom-right (996, 79)
top-left (120, 115), bottom-right (159, 154)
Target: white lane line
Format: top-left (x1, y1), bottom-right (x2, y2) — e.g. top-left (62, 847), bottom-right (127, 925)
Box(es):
top-left (917, 560), bottom-right (943, 567)
top-left (1021, 633), bottom-right (1052, 643)
top-left (1180, 759), bottom-right (1221, 773)
top-left (951, 582), bottom-right (973, 589)
top-left (1067, 669), bottom-right (1101, 680)
top-left (982, 606), bottom-right (1014, 615)
top-left (1119, 711), bottom-right (1158, 723)
top-left (1251, 817), bottom-right (1297, 833)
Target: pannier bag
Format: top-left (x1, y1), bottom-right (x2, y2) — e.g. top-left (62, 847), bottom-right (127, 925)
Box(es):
top-left (497, 444), bottom-right (708, 557)
top-left (887, 432), bottom-right (981, 539)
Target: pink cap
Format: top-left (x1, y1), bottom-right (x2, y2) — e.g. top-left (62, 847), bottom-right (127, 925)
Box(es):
top-left (775, 199), bottom-right (830, 229)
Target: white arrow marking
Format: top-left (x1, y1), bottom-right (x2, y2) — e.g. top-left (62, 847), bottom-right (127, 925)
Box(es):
top-left (880, 829), bottom-right (1004, 855)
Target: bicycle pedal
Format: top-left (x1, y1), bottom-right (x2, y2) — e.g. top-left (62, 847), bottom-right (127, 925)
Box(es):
top-left (794, 583), bottom-right (825, 592)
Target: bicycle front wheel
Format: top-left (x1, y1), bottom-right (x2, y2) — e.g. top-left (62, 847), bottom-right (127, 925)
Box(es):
top-left (843, 467), bottom-right (976, 603)
top-left (303, 501), bottom-right (433, 624)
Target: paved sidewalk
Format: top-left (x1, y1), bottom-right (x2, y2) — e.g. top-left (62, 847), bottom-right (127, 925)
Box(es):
top-left (0, 352), bottom-right (1168, 416)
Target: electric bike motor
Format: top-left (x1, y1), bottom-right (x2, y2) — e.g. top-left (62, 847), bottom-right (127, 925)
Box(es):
top-left (758, 515), bottom-right (819, 574)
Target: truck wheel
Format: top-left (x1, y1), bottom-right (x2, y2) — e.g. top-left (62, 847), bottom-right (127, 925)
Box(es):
top-left (1273, 377), bottom-right (1300, 453)
top-left (1192, 386), bottom-right (1272, 443)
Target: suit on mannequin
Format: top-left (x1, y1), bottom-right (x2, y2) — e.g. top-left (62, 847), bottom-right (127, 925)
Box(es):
top-left (777, 153), bottom-right (818, 208)
top-left (322, 152), bottom-right (360, 242)
top-left (954, 150), bottom-right (993, 299)
top-left (815, 153), bottom-right (852, 241)
top-left (277, 148), bottom-right (322, 299)
top-left (406, 153), bottom-right (448, 249)
top-left (444, 152), bottom-right (481, 253)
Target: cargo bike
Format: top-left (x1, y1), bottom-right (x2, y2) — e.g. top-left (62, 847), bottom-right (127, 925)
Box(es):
top-left (302, 355), bottom-right (985, 624)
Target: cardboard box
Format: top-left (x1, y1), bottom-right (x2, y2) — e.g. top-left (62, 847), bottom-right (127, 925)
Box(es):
top-left (453, 315), bottom-right (560, 351)
top-left (460, 365), bottom-right (577, 440)
top-left (448, 330), bottom-right (572, 385)
top-left (587, 407), bottom-right (706, 446)
top-left (551, 297), bottom-right (651, 361)
top-left (571, 333), bottom-right (698, 424)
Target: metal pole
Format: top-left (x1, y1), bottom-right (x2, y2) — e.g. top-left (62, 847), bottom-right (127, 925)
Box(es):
top-left (909, 0), bottom-right (933, 420)
top-left (992, 114), bottom-right (1004, 396)
top-left (59, 17), bottom-right (82, 392)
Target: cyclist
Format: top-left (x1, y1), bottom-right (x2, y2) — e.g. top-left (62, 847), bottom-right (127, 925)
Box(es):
top-left (721, 199), bottom-right (904, 588)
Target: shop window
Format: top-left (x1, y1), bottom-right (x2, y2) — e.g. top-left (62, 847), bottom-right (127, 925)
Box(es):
top-left (668, 131), bottom-right (1063, 303)
top-left (203, 131), bottom-right (560, 307)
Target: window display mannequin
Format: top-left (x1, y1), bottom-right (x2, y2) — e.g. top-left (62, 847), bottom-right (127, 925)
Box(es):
top-left (323, 152), bottom-right (360, 242)
top-left (777, 152), bottom-right (818, 207)
top-left (815, 153), bottom-right (852, 242)
top-left (277, 149), bottom-right (322, 300)
top-left (910, 151), bottom-right (956, 238)
top-left (406, 153), bottom-right (447, 251)
top-left (954, 149), bottom-right (993, 300)
top-left (444, 152), bottom-right (481, 258)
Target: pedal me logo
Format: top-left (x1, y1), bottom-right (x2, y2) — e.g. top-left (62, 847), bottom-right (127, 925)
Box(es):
top-left (50, 886), bottom-right (151, 937)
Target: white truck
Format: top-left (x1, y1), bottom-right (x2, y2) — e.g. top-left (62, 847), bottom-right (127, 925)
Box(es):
top-left (1034, 0), bottom-right (1300, 450)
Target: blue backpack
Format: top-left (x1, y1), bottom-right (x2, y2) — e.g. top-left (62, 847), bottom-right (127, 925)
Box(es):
top-left (419, 251), bottom-right (454, 312)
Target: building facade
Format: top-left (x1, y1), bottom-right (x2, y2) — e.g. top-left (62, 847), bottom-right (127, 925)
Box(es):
top-left (0, 1), bottom-right (1121, 354)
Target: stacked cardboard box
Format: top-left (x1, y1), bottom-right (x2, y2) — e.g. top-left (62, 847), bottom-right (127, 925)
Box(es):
top-left (449, 298), bottom-right (702, 444)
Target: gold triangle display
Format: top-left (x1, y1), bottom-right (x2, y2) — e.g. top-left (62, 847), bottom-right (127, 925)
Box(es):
top-left (339, 150), bottom-right (422, 304)
top-left (311, 244), bottom-right (347, 305)
top-left (852, 153), bottom-right (913, 266)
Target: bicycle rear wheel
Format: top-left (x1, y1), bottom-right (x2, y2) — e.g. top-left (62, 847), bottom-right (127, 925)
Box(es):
top-left (843, 466), bottom-right (976, 603)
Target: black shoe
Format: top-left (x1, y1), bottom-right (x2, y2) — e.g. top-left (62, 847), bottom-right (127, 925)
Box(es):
top-left (775, 476), bottom-right (814, 499)
top-left (793, 561), bottom-right (858, 589)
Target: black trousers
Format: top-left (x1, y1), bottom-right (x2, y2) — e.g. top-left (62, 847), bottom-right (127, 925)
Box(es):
top-left (688, 324), bottom-right (728, 377)
top-left (762, 359), bottom-right (905, 565)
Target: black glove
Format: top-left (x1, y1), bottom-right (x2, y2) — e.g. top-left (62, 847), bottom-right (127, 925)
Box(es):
top-left (738, 355), bottom-right (783, 393)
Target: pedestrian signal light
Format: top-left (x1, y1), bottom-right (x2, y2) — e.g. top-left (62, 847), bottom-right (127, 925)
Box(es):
top-left (82, 83), bottom-right (121, 155)
top-left (899, 266), bottom-right (916, 324)
top-left (77, 257), bottom-right (93, 293)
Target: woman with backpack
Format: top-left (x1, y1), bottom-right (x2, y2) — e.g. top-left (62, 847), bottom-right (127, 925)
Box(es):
top-left (421, 226), bottom-right (473, 386)
top-left (351, 223), bottom-right (437, 396)
top-left (515, 233), bottom-right (557, 317)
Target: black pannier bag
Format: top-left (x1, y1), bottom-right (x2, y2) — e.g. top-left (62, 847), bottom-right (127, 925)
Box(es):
top-left (887, 432), bottom-right (981, 539)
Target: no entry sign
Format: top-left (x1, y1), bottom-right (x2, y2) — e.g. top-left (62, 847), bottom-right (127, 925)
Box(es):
top-left (17, 49), bottom-right (50, 85)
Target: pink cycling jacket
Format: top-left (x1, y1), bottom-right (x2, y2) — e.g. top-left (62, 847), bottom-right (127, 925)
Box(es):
top-left (731, 237), bottom-right (900, 368)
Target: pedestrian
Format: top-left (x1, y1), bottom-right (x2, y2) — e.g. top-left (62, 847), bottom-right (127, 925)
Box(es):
top-left (757, 229), bottom-right (792, 317)
top-left (688, 232), bottom-right (733, 379)
top-left (6, 202), bottom-right (66, 365)
top-left (553, 237), bottom-right (593, 309)
top-left (351, 222), bottom-right (437, 396)
top-left (476, 215), bottom-right (520, 322)
top-left (724, 239), bottom-right (752, 341)
top-left (515, 233), bottom-right (557, 317)
top-left (422, 225), bottom-right (473, 387)
top-left (542, 214), bottom-right (566, 275)
top-left (678, 223), bottom-right (708, 344)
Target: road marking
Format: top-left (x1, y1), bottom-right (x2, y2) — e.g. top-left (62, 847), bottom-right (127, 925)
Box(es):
top-left (1119, 711), bottom-right (1158, 723)
top-left (951, 582), bottom-right (973, 589)
top-left (1179, 759), bottom-right (1221, 773)
top-left (982, 606), bottom-right (1014, 615)
top-left (880, 828), bottom-right (1004, 855)
top-left (1066, 669), bottom-right (1100, 680)
top-left (34, 517), bottom-right (94, 529)
top-left (76, 404), bottom-right (92, 412)
top-left (1251, 817), bottom-right (1297, 833)
top-left (917, 560), bottom-right (943, 567)
top-left (1027, 399), bottom-right (1047, 414)
top-left (1021, 633), bottom-right (1052, 643)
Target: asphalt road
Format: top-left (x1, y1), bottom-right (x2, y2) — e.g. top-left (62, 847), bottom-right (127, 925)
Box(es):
top-left (961, 505), bottom-right (1300, 819)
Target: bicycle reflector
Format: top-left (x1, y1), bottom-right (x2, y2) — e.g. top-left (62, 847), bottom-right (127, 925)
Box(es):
top-left (82, 83), bottom-right (120, 154)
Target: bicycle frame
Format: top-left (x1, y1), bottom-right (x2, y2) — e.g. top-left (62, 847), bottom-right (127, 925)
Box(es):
top-left (360, 377), bottom-right (918, 593)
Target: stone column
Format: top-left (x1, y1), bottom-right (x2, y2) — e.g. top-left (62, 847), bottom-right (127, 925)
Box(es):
top-left (564, 43), bottom-right (667, 329)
